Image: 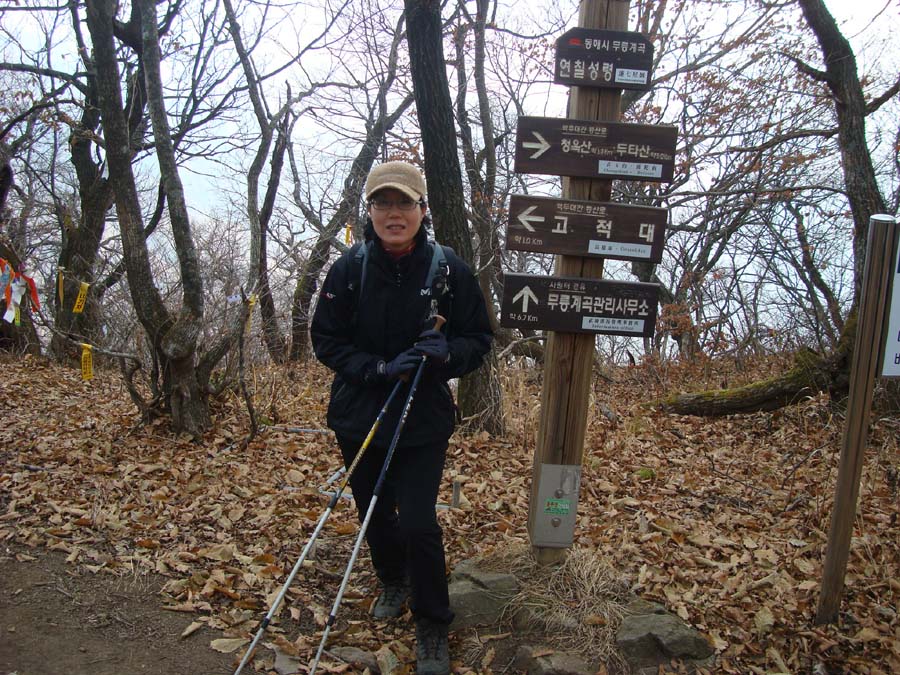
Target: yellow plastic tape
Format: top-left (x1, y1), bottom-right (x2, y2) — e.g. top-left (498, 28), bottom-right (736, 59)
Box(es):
top-left (246, 294), bottom-right (257, 334)
top-left (14, 305), bottom-right (20, 326)
top-left (72, 281), bottom-right (89, 314)
top-left (345, 223), bottom-right (352, 245)
top-left (58, 269), bottom-right (64, 304)
top-left (81, 343), bottom-right (93, 381)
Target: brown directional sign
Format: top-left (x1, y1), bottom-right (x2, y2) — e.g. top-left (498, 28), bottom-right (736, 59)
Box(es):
top-left (554, 28), bottom-right (653, 91)
top-left (506, 194), bottom-right (667, 263)
top-left (500, 272), bottom-right (658, 337)
top-left (515, 116), bottom-right (677, 183)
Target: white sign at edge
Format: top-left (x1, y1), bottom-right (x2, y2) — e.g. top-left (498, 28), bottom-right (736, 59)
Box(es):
top-left (882, 234), bottom-right (900, 378)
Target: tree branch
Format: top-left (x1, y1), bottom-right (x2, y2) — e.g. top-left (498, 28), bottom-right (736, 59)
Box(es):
top-left (866, 74), bottom-right (900, 115)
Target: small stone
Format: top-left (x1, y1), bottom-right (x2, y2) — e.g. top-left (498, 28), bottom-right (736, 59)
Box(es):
top-left (514, 644), bottom-right (592, 675)
top-left (617, 613), bottom-right (714, 667)
top-left (448, 558), bottom-right (519, 630)
top-left (330, 646), bottom-right (380, 673)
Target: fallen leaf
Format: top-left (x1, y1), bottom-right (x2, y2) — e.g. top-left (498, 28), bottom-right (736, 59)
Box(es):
top-left (200, 544), bottom-right (234, 562)
top-left (754, 607), bottom-right (775, 635)
top-left (210, 637), bottom-right (249, 653)
top-left (180, 621), bottom-right (203, 638)
top-left (853, 627), bottom-right (882, 643)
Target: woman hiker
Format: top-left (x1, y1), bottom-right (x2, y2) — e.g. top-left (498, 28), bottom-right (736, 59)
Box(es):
top-left (310, 160), bottom-right (493, 674)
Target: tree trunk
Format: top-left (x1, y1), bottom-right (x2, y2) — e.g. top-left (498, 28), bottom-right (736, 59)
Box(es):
top-left (50, 83), bottom-right (111, 362)
top-left (405, 0), bottom-right (504, 434)
top-left (662, 0), bottom-right (890, 415)
top-left (403, 0), bottom-right (473, 262)
top-left (796, 0), bottom-right (886, 298)
top-left (164, 354), bottom-right (212, 437)
top-left (659, 325), bottom-right (853, 416)
top-left (52, 1), bottom-right (149, 364)
top-left (290, 237), bottom-right (331, 361)
top-left (86, 0), bottom-right (212, 435)
top-left (452, 0), bottom-right (505, 435)
top-left (256, 117), bottom-right (290, 364)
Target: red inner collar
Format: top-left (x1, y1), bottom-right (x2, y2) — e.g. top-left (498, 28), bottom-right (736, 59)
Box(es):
top-left (382, 241), bottom-right (416, 260)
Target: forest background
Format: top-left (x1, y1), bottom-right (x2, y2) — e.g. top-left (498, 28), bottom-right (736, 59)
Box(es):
top-left (1, 0), bottom-right (899, 674)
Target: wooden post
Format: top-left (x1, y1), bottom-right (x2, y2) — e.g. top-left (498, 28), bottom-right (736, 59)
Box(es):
top-left (815, 214), bottom-right (898, 624)
top-left (528, 0), bottom-right (630, 565)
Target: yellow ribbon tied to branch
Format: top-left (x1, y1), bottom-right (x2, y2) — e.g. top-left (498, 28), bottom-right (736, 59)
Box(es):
top-left (246, 294), bottom-right (257, 335)
top-left (73, 281), bottom-right (89, 314)
top-left (81, 343), bottom-right (93, 381)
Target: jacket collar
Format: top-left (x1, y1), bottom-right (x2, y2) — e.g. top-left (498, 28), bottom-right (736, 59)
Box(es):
top-left (369, 225), bottom-right (429, 266)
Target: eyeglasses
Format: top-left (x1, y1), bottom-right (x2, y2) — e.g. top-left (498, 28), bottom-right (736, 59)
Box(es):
top-left (369, 197), bottom-right (423, 212)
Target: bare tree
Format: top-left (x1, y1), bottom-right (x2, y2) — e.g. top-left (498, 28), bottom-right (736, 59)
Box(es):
top-left (284, 3), bottom-right (415, 360)
top-left (658, 0), bottom-right (898, 414)
top-left (222, 0), bottom-right (353, 364)
top-left (404, 0), bottom-right (506, 433)
top-left (83, 0), bottom-right (254, 434)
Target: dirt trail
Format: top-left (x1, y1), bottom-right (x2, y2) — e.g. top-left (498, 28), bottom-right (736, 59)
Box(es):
top-left (1, 544), bottom-right (234, 675)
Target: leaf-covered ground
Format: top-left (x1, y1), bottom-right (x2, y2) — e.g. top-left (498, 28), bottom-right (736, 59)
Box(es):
top-left (1, 353), bottom-right (897, 674)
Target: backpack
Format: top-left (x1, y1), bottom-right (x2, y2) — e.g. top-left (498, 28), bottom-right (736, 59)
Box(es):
top-left (347, 240), bottom-right (452, 326)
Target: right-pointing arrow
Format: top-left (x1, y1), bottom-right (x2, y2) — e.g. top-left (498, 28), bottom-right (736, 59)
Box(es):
top-left (513, 285), bottom-right (539, 313)
top-left (517, 205), bottom-right (544, 232)
top-left (522, 131), bottom-right (551, 159)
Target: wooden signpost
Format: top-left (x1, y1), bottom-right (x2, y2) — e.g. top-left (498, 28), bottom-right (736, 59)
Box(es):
top-left (506, 195), bottom-right (667, 263)
top-left (881, 220), bottom-right (900, 378)
top-left (816, 214), bottom-right (899, 624)
top-left (501, 273), bottom-right (659, 337)
top-left (554, 28), bottom-right (653, 91)
top-left (514, 117), bottom-right (677, 182)
top-left (502, 0), bottom-right (675, 563)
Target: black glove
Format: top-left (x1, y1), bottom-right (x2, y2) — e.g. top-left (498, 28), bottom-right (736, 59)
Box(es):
top-left (378, 349), bottom-right (422, 380)
top-left (415, 329), bottom-right (450, 364)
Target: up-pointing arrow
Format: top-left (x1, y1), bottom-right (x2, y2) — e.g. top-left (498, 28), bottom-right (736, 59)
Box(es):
top-left (513, 285), bottom-right (539, 313)
top-left (517, 205), bottom-right (544, 232)
top-left (522, 131), bottom-right (551, 159)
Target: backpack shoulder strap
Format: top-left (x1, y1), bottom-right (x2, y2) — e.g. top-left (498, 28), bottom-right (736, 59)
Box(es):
top-left (425, 243), bottom-right (451, 295)
top-left (424, 243), bottom-right (453, 326)
top-left (348, 241), bottom-right (370, 328)
top-left (348, 241), bottom-right (370, 293)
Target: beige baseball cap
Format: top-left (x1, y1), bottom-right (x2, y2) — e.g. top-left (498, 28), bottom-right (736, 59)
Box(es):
top-left (365, 161), bottom-right (427, 202)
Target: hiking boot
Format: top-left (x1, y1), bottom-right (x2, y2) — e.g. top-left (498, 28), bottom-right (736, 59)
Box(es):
top-left (372, 581), bottom-right (410, 618)
top-left (415, 618), bottom-right (450, 675)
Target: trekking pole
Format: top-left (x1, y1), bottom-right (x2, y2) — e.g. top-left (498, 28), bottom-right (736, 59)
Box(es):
top-left (308, 316), bottom-right (443, 675)
top-left (233, 378), bottom-right (405, 675)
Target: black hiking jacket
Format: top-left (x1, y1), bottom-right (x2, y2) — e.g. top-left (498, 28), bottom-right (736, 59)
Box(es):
top-left (310, 227), bottom-right (493, 447)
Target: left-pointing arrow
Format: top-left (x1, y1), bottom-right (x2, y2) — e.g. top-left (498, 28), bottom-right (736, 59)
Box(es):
top-left (517, 205), bottom-right (544, 232)
top-left (512, 285), bottom-right (539, 313)
top-left (522, 131), bottom-right (551, 159)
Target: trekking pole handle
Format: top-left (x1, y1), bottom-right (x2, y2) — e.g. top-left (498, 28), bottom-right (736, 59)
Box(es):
top-left (399, 315), bottom-right (445, 382)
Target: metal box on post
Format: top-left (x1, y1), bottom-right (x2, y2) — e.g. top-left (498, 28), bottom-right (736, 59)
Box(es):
top-left (531, 463), bottom-right (582, 547)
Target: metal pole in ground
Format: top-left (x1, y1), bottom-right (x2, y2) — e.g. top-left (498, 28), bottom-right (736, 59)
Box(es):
top-left (232, 378), bottom-right (405, 675)
top-left (308, 357), bottom-right (428, 675)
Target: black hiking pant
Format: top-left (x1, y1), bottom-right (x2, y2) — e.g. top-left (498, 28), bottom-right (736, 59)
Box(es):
top-left (336, 434), bottom-right (454, 625)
